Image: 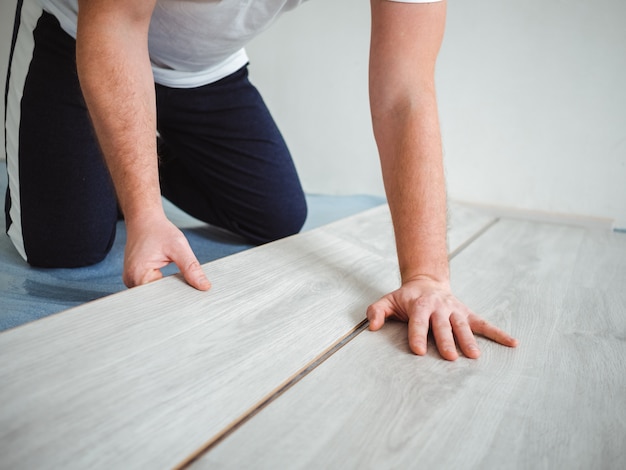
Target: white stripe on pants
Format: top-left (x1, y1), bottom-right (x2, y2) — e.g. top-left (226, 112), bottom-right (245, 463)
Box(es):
top-left (5, 1), bottom-right (43, 261)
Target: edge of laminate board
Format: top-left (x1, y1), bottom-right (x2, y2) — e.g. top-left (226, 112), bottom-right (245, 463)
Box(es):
top-left (0, 207), bottom-right (387, 336)
top-left (0, 203), bottom-right (493, 336)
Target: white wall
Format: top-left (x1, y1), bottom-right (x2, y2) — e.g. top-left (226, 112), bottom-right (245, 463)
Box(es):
top-left (247, 0), bottom-right (382, 197)
top-left (2, 0), bottom-right (625, 228)
top-left (437, 0), bottom-right (626, 229)
top-left (247, 0), bottom-right (626, 228)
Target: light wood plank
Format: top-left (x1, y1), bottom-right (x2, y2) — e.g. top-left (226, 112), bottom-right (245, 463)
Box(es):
top-left (318, 201), bottom-right (496, 262)
top-left (0, 204), bottom-right (495, 469)
top-left (197, 221), bottom-right (626, 469)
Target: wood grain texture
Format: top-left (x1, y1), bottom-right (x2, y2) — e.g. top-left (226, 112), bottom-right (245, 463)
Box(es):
top-left (0, 204), bottom-right (495, 469)
top-left (196, 220), bottom-right (626, 469)
top-left (319, 201), bottom-right (496, 262)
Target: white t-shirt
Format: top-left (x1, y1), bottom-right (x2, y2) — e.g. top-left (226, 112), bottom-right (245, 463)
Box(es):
top-left (39, 0), bottom-right (442, 88)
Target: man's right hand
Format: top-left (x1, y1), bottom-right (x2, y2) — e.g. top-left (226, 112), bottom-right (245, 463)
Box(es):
top-left (76, 1), bottom-right (207, 290)
top-left (123, 213), bottom-right (211, 291)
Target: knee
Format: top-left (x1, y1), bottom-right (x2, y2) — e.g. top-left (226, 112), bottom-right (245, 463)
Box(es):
top-left (16, 224), bottom-right (116, 269)
top-left (25, 245), bottom-right (113, 269)
top-left (243, 194), bottom-right (308, 245)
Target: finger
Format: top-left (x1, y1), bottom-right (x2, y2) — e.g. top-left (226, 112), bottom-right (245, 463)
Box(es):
top-left (450, 312), bottom-right (480, 359)
top-left (431, 314), bottom-right (459, 361)
top-left (407, 310), bottom-right (431, 356)
top-left (170, 242), bottom-right (211, 291)
top-left (181, 259), bottom-right (211, 291)
top-left (469, 314), bottom-right (519, 348)
top-left (366, 298), bottom-right (392, 331)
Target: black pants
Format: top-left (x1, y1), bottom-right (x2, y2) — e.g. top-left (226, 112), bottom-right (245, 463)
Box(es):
top-left (4, 6), bottom-right (307, 268)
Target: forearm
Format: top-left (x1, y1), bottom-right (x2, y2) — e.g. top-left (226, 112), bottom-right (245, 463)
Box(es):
top-left (76, 0), bottom-right (161, 222)
top-left (369, 0), bottom-right (449, 284)
top-left (372, 91), bottom-right (449, 284)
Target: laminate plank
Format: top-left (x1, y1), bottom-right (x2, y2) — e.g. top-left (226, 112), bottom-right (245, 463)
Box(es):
top-left (196, 221), bottom-right (626, 469)
top-left (319, 201), bottom-right (496, 261)
top-left (0, 204), bottom-right (495, 469)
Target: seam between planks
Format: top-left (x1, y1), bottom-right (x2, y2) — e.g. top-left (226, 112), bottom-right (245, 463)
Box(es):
top-left (174, 319), bottom-right (370, 469)
top-left (174, 216), bottom-right (501, 469)
top-left (448, 217), bottom-right (500, 259)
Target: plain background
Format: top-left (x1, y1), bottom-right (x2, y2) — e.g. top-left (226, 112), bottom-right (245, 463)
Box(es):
top-left (1, 0), bottom-right (625, 228)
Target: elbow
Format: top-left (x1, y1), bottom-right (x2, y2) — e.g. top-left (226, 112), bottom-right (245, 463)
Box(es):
top-left (370, 87), bottom-right (438, 128)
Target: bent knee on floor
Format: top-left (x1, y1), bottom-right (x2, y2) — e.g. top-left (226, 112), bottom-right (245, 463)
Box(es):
top-left (242, 197), bottom-right (308, 245)
top-left (11, 225), bottom-right (116, 269)
top-left (25, 245), bottom-right (112, 269)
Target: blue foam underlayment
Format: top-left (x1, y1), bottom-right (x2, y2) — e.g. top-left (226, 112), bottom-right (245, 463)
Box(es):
top-left (0, 163), bottom-right (384, 332)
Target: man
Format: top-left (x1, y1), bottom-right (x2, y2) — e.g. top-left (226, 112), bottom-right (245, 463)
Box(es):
top-left (4, 0), bottom-right (517, 360)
